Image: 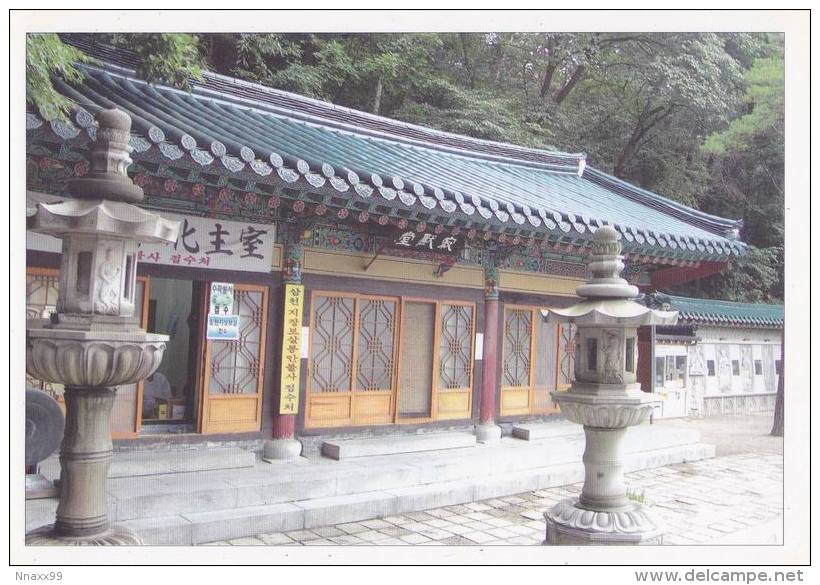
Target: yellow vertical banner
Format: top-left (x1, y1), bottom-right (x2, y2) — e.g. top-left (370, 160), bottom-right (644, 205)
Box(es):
top-left (279, 284), bottom-right (305, 414)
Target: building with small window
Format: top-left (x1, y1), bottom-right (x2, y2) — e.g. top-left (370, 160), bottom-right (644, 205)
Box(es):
top-left (641, 294), bottom-right (783, 418)
top-left (25, 36), bottom-right (747, 451)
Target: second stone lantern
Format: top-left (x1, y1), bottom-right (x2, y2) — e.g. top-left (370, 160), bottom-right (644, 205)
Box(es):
top-left (542, 225), bottom-right (678, 545)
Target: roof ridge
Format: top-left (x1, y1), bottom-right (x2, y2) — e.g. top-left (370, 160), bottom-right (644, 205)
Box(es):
top-left (664, 294), bottom-right (783, 307)
top-left (584, 168), bottom-right (743, 235)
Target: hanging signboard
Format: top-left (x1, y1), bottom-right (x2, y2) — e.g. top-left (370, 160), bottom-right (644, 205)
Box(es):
top-left (27, 211), bottom-right (275, 273)
top-left (386, 227), bottom-right (466, 257)
top-left (206, 282), bottom-right (239, 340)
top-left (279, 284), bottom-right (305, 415)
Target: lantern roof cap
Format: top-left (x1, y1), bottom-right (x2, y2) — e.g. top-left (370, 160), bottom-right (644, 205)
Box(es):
top-left (27, 198), bottom-right (179, 244)
top-left (542, 300), bottom-right (678, 326)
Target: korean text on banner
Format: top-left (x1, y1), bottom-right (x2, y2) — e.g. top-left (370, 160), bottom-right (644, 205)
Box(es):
top-left (279, 284), bottom-right (305, 414)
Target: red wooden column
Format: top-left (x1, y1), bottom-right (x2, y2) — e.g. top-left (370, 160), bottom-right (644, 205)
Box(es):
top-left (476, 263), bottom-right (502, 442)
top-left (263, 235), bottom-right (304, 461)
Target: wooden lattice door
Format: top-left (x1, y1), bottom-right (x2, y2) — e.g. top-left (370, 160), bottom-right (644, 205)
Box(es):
top-left (200, 283), bottom-right (268, 434)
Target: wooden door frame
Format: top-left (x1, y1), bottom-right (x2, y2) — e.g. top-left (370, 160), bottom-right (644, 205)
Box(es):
top-left (433, 299), bottom-right (475, 421)
top-left (351, 293), bottom-right (401, 425)
top-left (499, 304), bottom-right (566, 416)
top-left (118, 275), bottom-right (150, 438)
top-left (305, 290), bottom-right (359, 428)
top-left (394, 297), bottom-right (439, 424)
top-left (499, 304), bottom-right (537, 416)
top-left (395, 298), bottom-right (476, 424)
top-left (199, 282), bottom-right (269, 434)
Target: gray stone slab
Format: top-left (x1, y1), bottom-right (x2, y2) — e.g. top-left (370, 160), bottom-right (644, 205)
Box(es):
top-left (511, 421), bottom-right (582, 441)
top-left (472, 469), bottom-right (542, 501)
top-left (114, 483), bottom-right (239, 521)
top-left (43, 448), bottom-right (257, 480)
top-left (238, 474), bottom-right (339, 507)
top-left (335, 463), bottom-right (421, 495)
top-left (321, 432), bottom-right (476, 460)
top-left (183, 502), bottom-right (304, 544)
top-left (296, 491), bottom-right (398, 528)
top-left (388, 480), bottom-right (476, 514)
top-left (108, 447), bottom-right (256, 478)
top-left (123, 514), bottom-right (194, 545)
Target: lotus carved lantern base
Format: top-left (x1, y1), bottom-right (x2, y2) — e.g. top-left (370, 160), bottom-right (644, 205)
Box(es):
top-left (544, 499), bottom-right (663, 545)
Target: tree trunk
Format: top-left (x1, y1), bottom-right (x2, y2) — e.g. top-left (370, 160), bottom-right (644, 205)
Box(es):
top-left (459, 33), bottom-right (475, 89)
top-left (771, 332), bottom-right (784, 436)
top-left (492, 35), bottom-right (505, 84)
top-left (613, 105), bottom-right (673, 177)
top-left (540, 37), bottom-right (557, 98)
top-left (614, 128), bottom-right (641, 177)
top-left (554, 64), bottom-right (586, 105)
top-left (372, 76), bottom-right (383, 115)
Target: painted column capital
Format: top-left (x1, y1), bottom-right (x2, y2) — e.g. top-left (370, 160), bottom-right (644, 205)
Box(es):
top-left (482, 255), bottom-right (500, 301)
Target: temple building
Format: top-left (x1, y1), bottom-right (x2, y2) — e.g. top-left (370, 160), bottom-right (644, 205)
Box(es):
top-left (25, 36), bottom-right (746, 450)
top-left (640, 294), bottom-right (783, 419)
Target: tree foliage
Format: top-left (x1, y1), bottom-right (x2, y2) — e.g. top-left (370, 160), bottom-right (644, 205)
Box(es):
top-left (26, 34), bottom-right (91, 121)
top-left (25, 32), bottom-right (785, 301)
top-left (110, 34), bottom-right (204, 91)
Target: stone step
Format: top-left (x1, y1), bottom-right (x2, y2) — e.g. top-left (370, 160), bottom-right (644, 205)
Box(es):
top-left (511, 420), bottom-right (582, 441)
top-left (321, 431), bottom-right (477, 460)
top-left (40, 446), bottom-right (257, 480)
top-left (109, 446), bottom-right (257, 478)
top-left (28, 425), bottom-right (707, 529)
top-left (119, 441), bottom-right (715, 544)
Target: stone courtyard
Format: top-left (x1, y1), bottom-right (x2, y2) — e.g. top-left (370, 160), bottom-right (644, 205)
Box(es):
top-left (202, 414), bottom-right (783, 546)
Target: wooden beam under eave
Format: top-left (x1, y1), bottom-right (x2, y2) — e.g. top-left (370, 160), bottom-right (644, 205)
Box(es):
top-left (650, 260), bottom-right (727, 289)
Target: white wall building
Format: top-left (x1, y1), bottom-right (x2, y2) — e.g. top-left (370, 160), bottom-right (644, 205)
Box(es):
top-left (643, 294), bottom-right (783, 418)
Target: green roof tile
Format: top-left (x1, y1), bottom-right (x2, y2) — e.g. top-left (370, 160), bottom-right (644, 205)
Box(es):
top-left (646, 294), bottom-right (783, 328)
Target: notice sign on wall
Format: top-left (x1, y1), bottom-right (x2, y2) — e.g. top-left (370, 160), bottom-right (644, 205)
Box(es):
top-left (206, 282), bottom-right (239, 340)
top-left (279, 284), bottom-right (305, 414)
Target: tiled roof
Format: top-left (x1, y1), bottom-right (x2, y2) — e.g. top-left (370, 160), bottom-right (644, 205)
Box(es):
top-left (26, 35), bottom-right (747, 261)
top-left (645, 293), bottom-right (784, 328)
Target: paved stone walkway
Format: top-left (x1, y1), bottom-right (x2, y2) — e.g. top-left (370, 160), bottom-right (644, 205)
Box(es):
top-left (202, 451), bottom-right (783, 546)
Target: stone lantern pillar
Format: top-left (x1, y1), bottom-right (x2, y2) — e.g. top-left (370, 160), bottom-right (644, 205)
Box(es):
top-left (542, 226), bottom-right (677, 545)
top-left (25, 109), bottom-right (179, 545)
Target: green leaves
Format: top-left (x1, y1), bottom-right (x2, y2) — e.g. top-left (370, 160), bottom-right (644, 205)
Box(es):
top-left (26, 34), bottom-right (91, 121)
top-left (702, 56), bottom-right (784, 154)
top-left (122, 34), bottom-right (204, 91)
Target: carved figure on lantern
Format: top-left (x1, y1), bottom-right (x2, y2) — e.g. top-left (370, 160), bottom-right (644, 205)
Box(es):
top-left (94, 248), bottom-right (120, 315)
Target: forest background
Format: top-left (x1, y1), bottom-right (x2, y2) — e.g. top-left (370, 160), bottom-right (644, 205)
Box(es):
top-left (27, 32), bottom-right (785, 302)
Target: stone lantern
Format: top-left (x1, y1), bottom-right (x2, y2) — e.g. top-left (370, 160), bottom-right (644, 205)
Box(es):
top-left (25, 109), bottom-right (179, 545)
top-left (542, 225), bottom-right (677, 545)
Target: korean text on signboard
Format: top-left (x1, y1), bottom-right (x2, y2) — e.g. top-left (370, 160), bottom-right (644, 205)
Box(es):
top-left (388, 228), bottom-right (465, 257)
top-left (28, 213), bottom-right (274, 273)
top-left (279, 284), bottom-right (305, 415)
top-left (206, 314), bottom-right (240, 341)
top-left (206, 282), bottom-right (239, 340)
top-left (142, 215), bottom-right (273, 272)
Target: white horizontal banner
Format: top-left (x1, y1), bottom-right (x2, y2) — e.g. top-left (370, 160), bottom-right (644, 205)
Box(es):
top-left (27, 211), bottom-right (276, 273)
